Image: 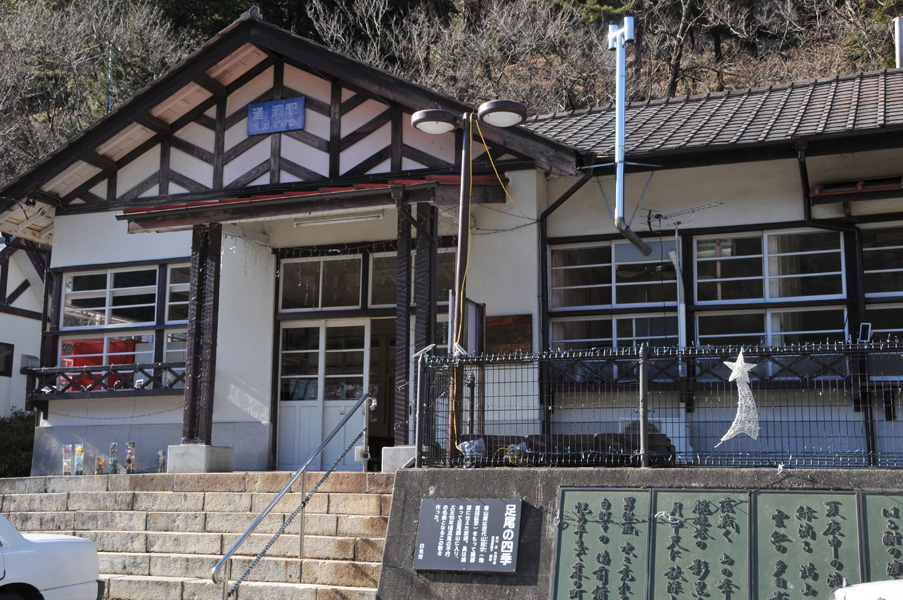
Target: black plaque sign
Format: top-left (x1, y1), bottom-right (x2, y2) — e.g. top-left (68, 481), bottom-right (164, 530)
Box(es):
top-left (414, 498), bottom-right (523, 572)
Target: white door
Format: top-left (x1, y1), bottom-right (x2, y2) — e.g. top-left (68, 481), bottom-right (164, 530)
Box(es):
top-left (277, 320), bottom-right (369, 471)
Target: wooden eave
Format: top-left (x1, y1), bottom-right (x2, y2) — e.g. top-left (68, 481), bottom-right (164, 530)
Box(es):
top-left (0, 15), bottom-right (579, 224)
top-left (116, 176), bottom-right (509, 232)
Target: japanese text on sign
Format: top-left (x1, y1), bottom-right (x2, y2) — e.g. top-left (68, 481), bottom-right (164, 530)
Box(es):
top-left (247, 97), bottom-right (305, 135)
top-left (414, 498), bottom-right (522, 572)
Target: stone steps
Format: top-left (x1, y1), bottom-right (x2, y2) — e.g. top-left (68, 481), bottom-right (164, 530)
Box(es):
top-left (0, 471), bottom-right (392, 600)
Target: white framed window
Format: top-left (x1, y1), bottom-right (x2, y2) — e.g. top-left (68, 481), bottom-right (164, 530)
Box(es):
top-left (696, 307), bottom-right (847, 346)
top-left (550, 240), bottom-right (677, 310)
top-left (861, 226), bottom-right (903, 298)
top-left (695, 230), bottom-right (845, 304)
top-left (280, 256), bottom-right (362, 311)
top-left (62, 268), bottom-right (158, 328)
top-left (61, 265), bottom-right (190, 329)
top-left (166, 265), bottom-right (190, 322)
top-left (369, 252), bottom-right (397, 308)
top-left (550, 314), bottom-right (678, 350)
top-left (865, 304), bottom-right (903, 342)
top-left (279, 322), bottom-right (366, 402)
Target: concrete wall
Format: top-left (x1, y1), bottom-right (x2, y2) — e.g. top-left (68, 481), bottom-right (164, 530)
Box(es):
top-left (378, 467), bottom-right (903, 600)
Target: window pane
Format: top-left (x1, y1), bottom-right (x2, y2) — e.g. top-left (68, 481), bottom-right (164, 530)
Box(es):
top-left (282, 353), bottom-right (319, 376)
top-left (437, 251), bottom-right (456, 304)
top-left (769, 274), bottom-right (843, 298)
top-left (770, 231), bottom-right (840, 253)
top-left (698, 313), bottom-right (766, 346)
top-left (615, 316), bottom-right (678, 347)
top-left (325, 351), bottom-right (365, 374)
top-left (551, 286), bottom-right (611, 308)
top-left (321, 258), bottom-right (360, 308)
top-left (771, 309), bottom-right (845, 344)
top-left (550, 319), bottom-right (612, 350)
top-left (370, 255), bottom-right (396, 306)
top-left (110, 304), bottom-right (156, 325)
top-left (0, 342), bottom-right (13, 377)
top-left (281, 378), bottom-right (318, 401)
top-left (281, 262), bottom-right (320, 310)
top-left (112, 269), bottom-right (156, 289)
top-left (326, 326), bottom-right (365, 351)
top-left (697, 257), bottom-right (762, 280)
top-left (550, 246), bottom-right (613, 309)
top-left (283, 328), bottom-right (319, 352)
top-left (697, 279), bottom-right (764, 302)
top-left (169, 266), bottom-right (190, 285)
top-left (67, 273), bottom-right (106, 292)
top-left (324, 377), bottom-right (364, 401)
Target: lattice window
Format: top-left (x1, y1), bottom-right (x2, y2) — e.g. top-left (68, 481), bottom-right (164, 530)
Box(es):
top-left (695, 230), bottom-right (844, 304)
top-left (550, 240), bottom-right (677, 310)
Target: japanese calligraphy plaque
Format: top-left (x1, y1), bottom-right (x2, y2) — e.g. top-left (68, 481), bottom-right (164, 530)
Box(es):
top-left (554, 489), bottom-right (652, 600)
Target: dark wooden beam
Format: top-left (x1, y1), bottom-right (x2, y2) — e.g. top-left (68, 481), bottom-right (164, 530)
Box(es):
top-left (137, 114), bottom-right (173, 137)
top-left (182, 223), bottom-right (222, 444)
top-left (84, 152), bottom-right (118, 173)
top-left (330, 81), bottom-right (341, 179)
top-left (270, 61), bottom-right (284, 185)
top-left (394, 202), bottom-right (412, 446)
top-left (5, 279), bottom-right (30, 305)
top-left (197, 74), bottom-right (228, 98)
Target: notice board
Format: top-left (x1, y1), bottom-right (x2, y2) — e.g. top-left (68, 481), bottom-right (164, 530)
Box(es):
top-left (414, 498), bottom-right (523, 572)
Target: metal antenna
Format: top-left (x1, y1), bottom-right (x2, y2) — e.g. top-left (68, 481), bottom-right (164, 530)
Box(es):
top-left (647, 202), bottom-right (722, 349)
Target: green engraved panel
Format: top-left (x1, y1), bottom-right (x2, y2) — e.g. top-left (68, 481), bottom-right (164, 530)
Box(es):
top-left (554, 489), bottom-right (652, 600)
top-left (755, 491), bottom-right (860, 599)
top-left (650, 490), bottom-right (751, 600)
top-left (861, 493), bottom-right (903, 582)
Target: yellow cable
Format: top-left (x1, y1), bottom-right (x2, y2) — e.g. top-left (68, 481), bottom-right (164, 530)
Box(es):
top-left (474, 118), bottom-right (535, 221)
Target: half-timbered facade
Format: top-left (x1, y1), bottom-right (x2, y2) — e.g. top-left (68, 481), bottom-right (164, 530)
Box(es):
top-left (5, 10), bottom-right (903, 475)
top-left (0, 238), bottom-right (45, 417)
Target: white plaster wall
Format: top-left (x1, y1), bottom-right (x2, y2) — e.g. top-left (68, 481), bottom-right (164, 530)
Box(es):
top-left (545, 159), bottom-right (803, 238)
top-left (0, 312), bottom-right (41, 416)
top-left (50, 212), bottom-right (191, 268)
top-left (469, 169), bottom-right (543, 318)
top-left (213, 233), bottom-right (276, 424)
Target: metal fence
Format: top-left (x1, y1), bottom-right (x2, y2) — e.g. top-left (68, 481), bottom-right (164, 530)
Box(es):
top-left (415, 343), bottom-right (903, 469)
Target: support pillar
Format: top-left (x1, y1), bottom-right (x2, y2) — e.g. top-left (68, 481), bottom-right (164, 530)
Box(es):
top-left (172, 223), bottom-right (232, 472)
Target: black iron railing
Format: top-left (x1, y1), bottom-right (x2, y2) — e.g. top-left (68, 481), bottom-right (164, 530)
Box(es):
top-left (416, 343), bottom-right (903, 469)
top-left (23, 362), bottom-right (186, 405)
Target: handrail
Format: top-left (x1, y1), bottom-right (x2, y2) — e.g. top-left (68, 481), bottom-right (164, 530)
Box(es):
top-left (211, 393), bottom-right (374, 595)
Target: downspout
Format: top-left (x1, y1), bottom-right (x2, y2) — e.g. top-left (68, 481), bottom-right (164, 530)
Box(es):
top-left (797, 142), bottom-right (875, 464)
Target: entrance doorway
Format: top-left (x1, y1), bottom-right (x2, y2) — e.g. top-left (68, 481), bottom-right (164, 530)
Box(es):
top-left (276, 318), bottom-right (396, 471)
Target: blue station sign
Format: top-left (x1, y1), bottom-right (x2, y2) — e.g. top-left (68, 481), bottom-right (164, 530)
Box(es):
top-left (247, 97), bottom-right (305, 135)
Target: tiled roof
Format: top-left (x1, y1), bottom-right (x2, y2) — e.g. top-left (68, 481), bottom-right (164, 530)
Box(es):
top-left (523, 70), bottom-right (903, 159)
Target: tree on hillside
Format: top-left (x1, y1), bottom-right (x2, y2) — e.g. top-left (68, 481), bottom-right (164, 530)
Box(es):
top-left (0, 0), bottom-right (190, 187)
top-left (304, 0), bottom-right (896, 112)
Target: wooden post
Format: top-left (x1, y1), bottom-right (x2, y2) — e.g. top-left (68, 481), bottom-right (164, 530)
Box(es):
top-left (182, 223), bottom-right (222, 444)
top-left (394, 204), bottom-right (412, 445)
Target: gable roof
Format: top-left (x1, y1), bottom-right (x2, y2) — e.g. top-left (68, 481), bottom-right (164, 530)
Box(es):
top-left (524, 69), bottom-right (903, 168)
top-left (0, 12), bottom-right (578, 242)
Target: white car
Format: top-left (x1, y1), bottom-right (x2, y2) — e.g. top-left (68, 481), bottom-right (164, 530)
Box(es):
top-left (0, 512), bottom-right (103, 600)
top-left (832, 579), bottom-right (903, 599)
